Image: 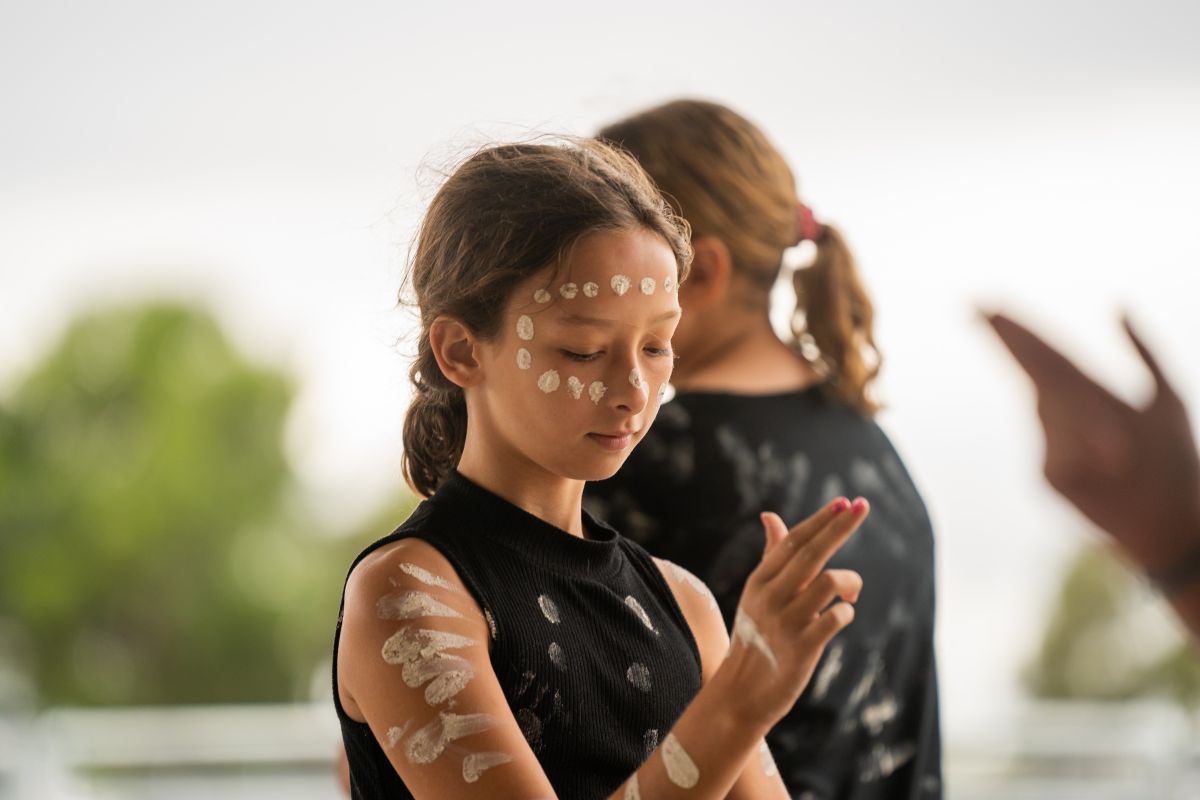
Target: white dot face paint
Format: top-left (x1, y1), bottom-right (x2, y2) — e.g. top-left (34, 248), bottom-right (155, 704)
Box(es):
top-left (662, 733), bottom-right (700, 788)
top-left (639, 277), bottom-right (656, 295)
top-left (668, 562), bottom-right (718, 610)
top-left (624, 596), bottom-right (656, 633)
top-left (537, 594), bottom-right (560, 624)
top-left (385, 722), bottom-right (410, 749)
top-left (547, 641), bottom-right (567, 671)
top-left (533, 289), bottom-right (552, 304)
top-left (376, 591), bottom-right (463, 621)
top-left (537, 370), bottom-right (560, 393)
top-left (516, 315), bottom-right (535, 341)
top-left (517, 348), bottom-right (532, 370)
top-left (663, 275), bottom-right (675, 293)
top-left (582, 281), bottom-right (599, 298)
top-left (588, 381), bottom-right (607, 405)
top-left (625, 662), bottom-right (652, 692)
top-left (397, 563), bottom-right (457, 591)
top-left (567, 376), bottom-right (583, 400)
top-left (629, 369), bottom-right (643, 391)
top-left (381, 627), bottom-right (479, 706)
top-left (733, 608), bottom-right (779, 670)
top-left (405, 711), bottom-right (496, 765)
top-left (462, 751), bottom-right (514, 783)
top-left (622, 774), bottom-right (641, 800)
top-left (759, 740), bottom-right (777, 777)
top-left (610, 274), bottom-right (632, 295)
top-left (559, 282), bottom-right (578, 299)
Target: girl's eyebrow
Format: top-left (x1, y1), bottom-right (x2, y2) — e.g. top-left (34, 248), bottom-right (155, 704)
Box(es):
top-left (556, 308), bottom-right (681, 328)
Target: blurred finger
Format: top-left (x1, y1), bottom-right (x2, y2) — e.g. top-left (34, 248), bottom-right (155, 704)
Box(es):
top-left (756, 498), bottom-right (849, 583)
top-left (798, 601), bottom-right (855, 654)
top-left (774, 498), bottom-right (868, 592)
top-left (785, 569), bottom-right (862, 622)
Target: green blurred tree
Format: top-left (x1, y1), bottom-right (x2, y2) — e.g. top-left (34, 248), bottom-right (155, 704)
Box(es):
top-left (1026, 542), bottom-right (1200, 706)
top-left (0, 302), bottom-right (382, 707)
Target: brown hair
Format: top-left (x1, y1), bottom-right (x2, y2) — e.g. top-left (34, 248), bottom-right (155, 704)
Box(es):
top-left (599, 100), bottom-right (881, 415)
top-left (401, 139), bottom-right (693, 496)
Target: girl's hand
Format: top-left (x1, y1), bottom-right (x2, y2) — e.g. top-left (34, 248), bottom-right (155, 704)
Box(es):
top-left (717, 497), bottom-right (867, 728)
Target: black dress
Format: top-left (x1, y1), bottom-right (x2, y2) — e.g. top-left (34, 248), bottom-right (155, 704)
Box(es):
top-left (585, 386), bottom-right (942, 799)
top-left (333, 470), bottom-right (704, 799)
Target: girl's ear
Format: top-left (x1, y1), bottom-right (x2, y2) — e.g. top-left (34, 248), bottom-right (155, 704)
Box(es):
top-left (429, 316), bottom-right (483, 389)
top-left (679, 235), bottom-right (733, 312)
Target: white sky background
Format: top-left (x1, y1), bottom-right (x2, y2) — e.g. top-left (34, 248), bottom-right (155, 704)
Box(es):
top-left (3, 0), bottom-right (1200, 741)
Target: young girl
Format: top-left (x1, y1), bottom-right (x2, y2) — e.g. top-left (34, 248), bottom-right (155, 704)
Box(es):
top-left (585, 101), bottom-right (941, 798)
top-left (332, 139), bottom-right (870, 798)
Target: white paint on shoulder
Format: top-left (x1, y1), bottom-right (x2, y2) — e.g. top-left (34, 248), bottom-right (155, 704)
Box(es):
top-left (666, 562), bottom-right (718, 610)
top-left (385, 721), bottom-right (410, 749)
top-left (376, 590), bottom-right (463, 621)
top-left (397, 562), bottom-right (457, 591)
top-left (405, 711), bottom-right (496, 765)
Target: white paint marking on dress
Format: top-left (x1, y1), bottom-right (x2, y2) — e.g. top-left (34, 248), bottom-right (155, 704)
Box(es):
top-left (643, 728), bottom-right (659, 757)
top-left (567, 376), bottom-right (583, 399)
top-left (626, 662), bottom-right (652, 692)
top-left (582, 281), bottom-right (599, 298)
top-left (404, 711), bottom-right (496, 765)
top-left (588, 381), bottom-right (607, 405)
top-left (639, 277), bottom-right (656, 295)
top-left (398, 563), bottom-right (457, 591)
top-left (610, 274), bottom-right (632, 295)
top-left (385, 721), bottom-right (411, 749)
top-left (667, 563), bottom-right (718, 610)
top-left (662, 733), bottom-right (700, 788)
top-left (381, 627), bottom-right (479, 705)
top-left (547, 641), bottom-right (567, 671)
top-left (537, 594), bottom-right (561, 624)
top-left (484, 608), bottom-right (498, 640)
top-left (629, 369), bottom-right (643, 391)
top-left (622, 774), bottom-right (641, 800)
top-left (733, 608), bottom-right (779, 670)
top-left (516, 315), bottom-right (535, 341)
top-left (537, 370), bottom-right (560, 393)
top-left (559, 282), bottom-right (578, 299)
top-left (517, 348), bottom-right (532, 370)
top-left (462, 751), bottom-right (514, 783)
top-left (534, 289), bottom-right (552, 304)
top-left (759, 740), bottom-right (777, 777)
top-left (812, 643), bottom-right (844, 701)
top-left (862, 694), bottom-right (899, 735)
top-left (376, 590), bottom-right (463, 621)
top-left (624, 596), bottom-right (656, 633)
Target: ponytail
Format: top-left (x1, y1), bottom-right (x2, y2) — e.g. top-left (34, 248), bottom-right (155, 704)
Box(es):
top-left (401, 338), bottom-right (468, 497)
top-left (792, 224), bottom-right (881, 416)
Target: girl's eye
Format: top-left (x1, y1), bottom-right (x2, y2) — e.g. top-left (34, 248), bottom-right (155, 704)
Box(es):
top-left (645, 346), bottom-right (673, 358)
top-left (560, 349), bottom-right (602, 363)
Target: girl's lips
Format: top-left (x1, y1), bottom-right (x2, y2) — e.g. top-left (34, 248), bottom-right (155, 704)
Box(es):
top-left (587, 432), bottom-right (635, 451)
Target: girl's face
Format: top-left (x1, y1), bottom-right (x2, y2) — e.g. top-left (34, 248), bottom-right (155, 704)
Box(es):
top-left (474, 226), bottom-right (681, 483)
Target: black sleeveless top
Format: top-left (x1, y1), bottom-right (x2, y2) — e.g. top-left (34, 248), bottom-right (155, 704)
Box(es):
top-left (586, 387), bottom-right (942, 799)
top-left (333, 470), bottom-right (704, 799)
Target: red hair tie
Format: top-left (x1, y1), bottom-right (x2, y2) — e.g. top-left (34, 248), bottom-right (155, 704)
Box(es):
top-left (795, 202), bottom-right (824, 244)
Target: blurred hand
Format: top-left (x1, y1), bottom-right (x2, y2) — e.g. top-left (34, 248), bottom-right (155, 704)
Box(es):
top-left (985, 312), bottom-right (1200, 572)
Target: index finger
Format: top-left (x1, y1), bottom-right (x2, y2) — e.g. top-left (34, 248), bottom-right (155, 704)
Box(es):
top-left (757, 498), bottom-right (850, 583)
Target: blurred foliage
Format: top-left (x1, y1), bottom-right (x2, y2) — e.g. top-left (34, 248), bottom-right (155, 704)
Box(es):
top-left (0, 302), bottom-right (412, 708)
top-left (1026, 542), bottom-right (1200, 706)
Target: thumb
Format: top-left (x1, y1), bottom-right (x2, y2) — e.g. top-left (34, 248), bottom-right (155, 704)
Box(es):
top-left (761, 511), bottom-right (790, 555)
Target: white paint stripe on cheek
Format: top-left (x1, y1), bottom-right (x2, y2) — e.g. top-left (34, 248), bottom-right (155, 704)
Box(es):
top-left (537, 370), bottom-right (560, 393)
top-left (582, 281), bottom-right (599, 298)
top-left (517, 315), bottom-right (535, 341)
top-left (405, 711), bottom-right (496, 765)
top-left (662, 733), bottom-right (700, 788)
top-left (559, 282), bottom-right (578, 299)
top-left (397, 563), bottom-right (458, 591)
top-left (533, 289), bottom-right (552, 304)
top-left (588, 381), bottom-right (607, 405)
top-left (462, 751), bottom-right (514, 783)
top-left (567, 376), bottom-right (583, 399)
top-left (622, 774), bottom-right (641, 800)
top-left (610, 274), bottom-right (631, 295)
top-left (629, 369), bottom-right (643, 391)
top-left (733, 608), bottom-right (779, 670)
top-left (376, 590), bottom-right (463, 621)
top-left (517, 348), bottom-right (532, 370)
top-left (640, 277), bottom-right (656, 295)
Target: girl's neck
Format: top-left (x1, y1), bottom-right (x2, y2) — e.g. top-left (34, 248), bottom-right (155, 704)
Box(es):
top-left (456, 441), bottom-right (587, 539)
top-left (672, 311), bottom-right (821, 395)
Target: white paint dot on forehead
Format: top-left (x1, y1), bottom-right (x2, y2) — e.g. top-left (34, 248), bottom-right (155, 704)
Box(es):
top-left (663, 275), bottom-right (675, 293)
top-left (537, 594), bottom-right (560, 624)
top-left (629, 369), bottom-right (643, 390)
top-left (639, 277), bottom-right (656, 295)
top-left (668, 563), bottom-right (718, 610)
top-left (517, 348), bottom-right (532, 370)
top-left (567, 376), bottom-right (583, 400)
top-left (516, 315), bottom-right (535, 341)
top-left (626, 662), bottom-right (652, 692)
top-left (533, 289), bottom-right (552, 304)
top-left (662, 733), bottom-right (700, 788)
top-left (559, 282), bottom-right (578, 299)
top-left (537, 370), bottom-right (560, 393)
top-left (582, 281), bottom-right (599, 298)
top-left (610, 274), bottom-right (632, 295)
top-left (588, 381), bottom-right (607, 405)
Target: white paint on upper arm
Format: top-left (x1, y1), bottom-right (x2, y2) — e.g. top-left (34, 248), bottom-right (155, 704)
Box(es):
top-left (396, 562), bottom-right (459, 591)
top-left (404, 711), bottom-right (496, 765)
top-left (376, 590), bottom-right (463, 621)
top-left (385, 721), bottom-right (411, 748)
top-left (462, 751), bottom-right (514, 783)
top-left (382, 627), bottom-right (479, 705)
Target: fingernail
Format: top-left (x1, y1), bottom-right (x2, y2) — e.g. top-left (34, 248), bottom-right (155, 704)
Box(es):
top-left (851, 498), bottom-right (868, 514)
top-left (832, 498), bottom-right (850, 513)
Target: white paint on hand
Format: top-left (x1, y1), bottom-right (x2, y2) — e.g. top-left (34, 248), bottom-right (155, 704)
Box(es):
top-left (376, 590), bottom-right (463, 621)
top-left (626, 662), bottom-right (652, 692)
top-left (667, 562), bottom-right (718, 610)
top-left (582, 281), bottom-right (599, 298)
top-left (405, 711), bottom-right (496, 765)
top-left (567, 376), bottom-right (583, 399)
top-left (385, 721), bottom-right (410, 749)
top-left (398, 563), bottom-right (457, 591)
top-left (733, 608), bottom-right (779, 670)
top-left (662, 733), bottom-right (700, 788)
top-left (517, 315), bottom-right (535, 341)
top-left (537, 370), bottom-right (560, 393)
top-left (537, 594), bottom-right (561, 624)
top-left (588, 381), bottom-right (606, 405)
top-left (812, 643), bottom-right (844, 701)
top-left (624, 596), bottom-right (656, 632)
top-left (639, 277), bottom-right (656, 295)
top-left (534, 289), bottom-right (552, 304)
top-left (517, 348), bottom-right (532, 370)
top-left (381, 626), bottom-right (478, 706)
top-left (547, 641), bottom-right (567, 671)
top-left (462, 751), bottom-right (514, 783)
top-left (622, 774), bottom-right (641, 800)
top-left (610, 274), bottom-right (632, 295)
top-left (759, 740), bottom-right (777, 777)
top-left (559, 282), bottom-right (578, 299)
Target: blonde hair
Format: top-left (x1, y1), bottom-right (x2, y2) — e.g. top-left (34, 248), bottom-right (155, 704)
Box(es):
top-left (599, 100), bottom-right (880, 415)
